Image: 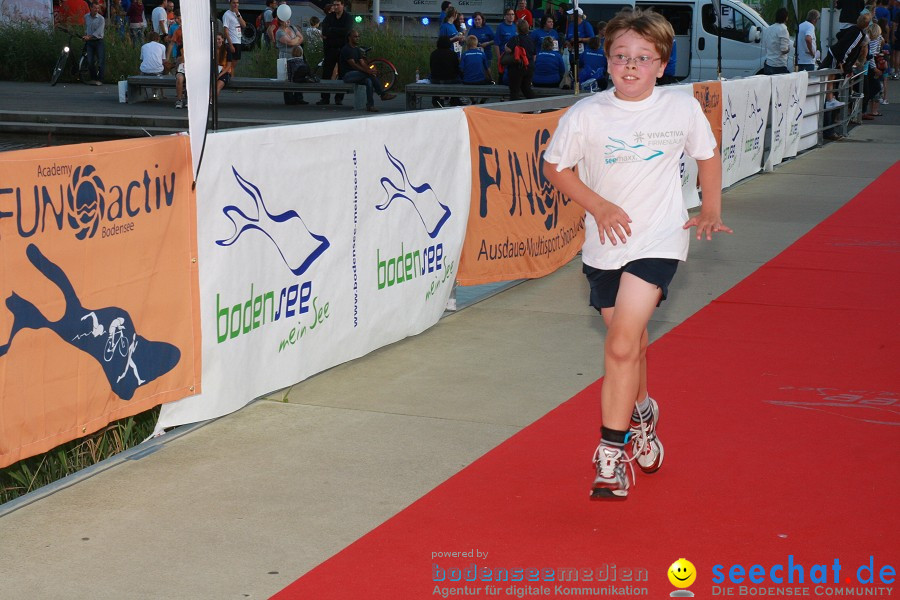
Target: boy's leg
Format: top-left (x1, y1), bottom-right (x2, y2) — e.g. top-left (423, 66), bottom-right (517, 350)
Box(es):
top-left (602, 307), bottom-right (649, 404)
top-left (591, 273), bottom-right (660, 499)
top-left (600, 272), bottom-right (660, 431)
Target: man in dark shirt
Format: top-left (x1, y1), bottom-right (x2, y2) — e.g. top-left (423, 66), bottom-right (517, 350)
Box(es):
top-left (504, 19), bottom-right (537, 100)
top-left (318, 0), bottom-right (354, 105)
top-left (340, 29), bottom-right (397, 112)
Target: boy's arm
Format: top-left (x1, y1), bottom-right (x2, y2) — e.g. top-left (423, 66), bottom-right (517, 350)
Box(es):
top-left (684, 148), bottom-right (733, 240)
top-left (542, 161), bottom-right (632, 245)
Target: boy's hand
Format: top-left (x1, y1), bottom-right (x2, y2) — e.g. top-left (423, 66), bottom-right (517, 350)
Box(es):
top-left (683, 213), bottom-right (733, 240)
top-left (592, 202), bottom-right (632, 245)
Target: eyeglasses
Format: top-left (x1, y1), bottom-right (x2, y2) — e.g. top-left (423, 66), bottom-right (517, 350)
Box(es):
top-left (609, 54), bottom-right (661, 67)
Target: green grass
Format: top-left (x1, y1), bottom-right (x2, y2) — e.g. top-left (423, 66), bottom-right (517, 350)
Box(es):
top-left (0, 406), bottom-right (160, 505)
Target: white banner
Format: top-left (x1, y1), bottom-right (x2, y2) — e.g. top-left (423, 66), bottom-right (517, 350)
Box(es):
top-left (156, 110), bottom-right (471, 428)
top-left (765, 71), bottom-right (808, 171)
top-left (721, 76), bottom-right (771, 188)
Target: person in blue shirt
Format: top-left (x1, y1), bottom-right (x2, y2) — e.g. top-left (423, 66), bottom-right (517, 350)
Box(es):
top-left (578, 35), bottom-right (607, 88)
top-left (566, 7), bottom-right (595, 49)
top-left (439, 6), bottom-right (464, 48)
top-left (494, 7), bottom-right (518, 63)
top-left (657, 38), bottom-right (677, 84)
top-left (460, 35), bottom-right (492, 83)
top-left (469, 11), bottom-right (495, 62)
top-left (531, 15), bottom-right (560, 49)
top-left (439, 0), bottom-right (451, 25)
top-left (533, 35), bottom-right (566, 86)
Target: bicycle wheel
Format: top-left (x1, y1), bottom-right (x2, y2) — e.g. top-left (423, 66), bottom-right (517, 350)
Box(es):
top-left (50, 48), bottom-right (70, 86)
top-left (76, 52), bottom-right (90, 83)
top-left (369, 58), bottom-right (398, 92)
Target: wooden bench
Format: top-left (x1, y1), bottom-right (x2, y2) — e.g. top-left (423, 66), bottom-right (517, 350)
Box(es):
top-left (404, 82), bottom-right (573, 110)
top-left (127, 75), bottom-right (367, 109)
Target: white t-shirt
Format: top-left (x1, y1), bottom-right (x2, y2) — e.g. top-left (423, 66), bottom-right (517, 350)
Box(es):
top-left (140, 40), bottom-right (167, 74)
top-left (762, 23), bottom-right (792, 67)
top-left (797, 20), bottom-right (817, 64)
top-left (151, 5), bottom-right (167, 35)
top-left (544, 87), bottom-right (716, 270)
top-left (222, 9), bottom-right (242, 44)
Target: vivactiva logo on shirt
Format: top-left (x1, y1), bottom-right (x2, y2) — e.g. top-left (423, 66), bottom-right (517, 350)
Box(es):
top-left (603, 137), bottom-right (663, 164)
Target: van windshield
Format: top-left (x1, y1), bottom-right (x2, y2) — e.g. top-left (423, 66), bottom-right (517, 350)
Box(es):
top-left (701, 3), bottom-right (761, 42)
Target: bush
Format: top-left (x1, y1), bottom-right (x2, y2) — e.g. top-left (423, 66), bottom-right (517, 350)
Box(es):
top-left (0, 22), bottom-right (141, 83)
top-left (0, 22), bottom-right (436, 88)
top-left (0, 22), bottom-right (60, 81)
top-left (358, 25), bottom-right (434, 91)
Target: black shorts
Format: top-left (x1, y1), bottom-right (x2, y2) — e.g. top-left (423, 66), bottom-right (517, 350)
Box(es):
top-left (226, 44), bottom-right (242, 61)
top-left (218, 72), bottom-right (231, 86)
top-left (583, 258), bottom-right (679, 311)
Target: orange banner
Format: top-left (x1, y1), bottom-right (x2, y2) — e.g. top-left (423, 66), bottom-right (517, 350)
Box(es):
top-left (693, 81), bottom-right (724, 150)
top-left (458, 107), bottom-right (585, 286)
top-left (0, 136), bottom-right (200, 468)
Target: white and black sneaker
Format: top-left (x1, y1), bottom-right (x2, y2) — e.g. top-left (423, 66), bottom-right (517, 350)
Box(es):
top-left (630, 397), bottom-right (664, 473)
top-left (590, 444), bottom-right (632, 500)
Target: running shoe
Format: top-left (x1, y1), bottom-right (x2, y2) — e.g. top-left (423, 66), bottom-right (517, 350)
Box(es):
top-left (630, 398), bottom-right (664, 473)
top-left (590, 444), bottom-right (632, 499)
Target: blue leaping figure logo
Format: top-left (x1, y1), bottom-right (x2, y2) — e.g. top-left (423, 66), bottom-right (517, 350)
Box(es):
top-left (376, 146), bottom-right (451, 239)
top-left (217, 167), bottom-right (330, 276)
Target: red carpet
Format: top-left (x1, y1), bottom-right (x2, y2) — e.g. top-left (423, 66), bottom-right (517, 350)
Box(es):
top-left (274, 163), bottom-right (900, 599)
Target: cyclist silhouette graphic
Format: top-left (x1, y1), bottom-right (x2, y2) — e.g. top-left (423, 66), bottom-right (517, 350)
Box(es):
top-left (0, 244), bottom-right (180, 400)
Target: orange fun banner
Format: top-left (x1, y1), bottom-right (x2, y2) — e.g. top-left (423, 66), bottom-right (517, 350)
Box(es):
top-left (459, 106), bottom-right (585, 286)
top-left (693, 81), bottom-right (724, 150)
top-left (0, 136), bottom-right (200, 468)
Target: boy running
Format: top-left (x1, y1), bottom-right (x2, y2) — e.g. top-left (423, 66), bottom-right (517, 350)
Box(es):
top-left (543, 9), bottom-right (731, 499)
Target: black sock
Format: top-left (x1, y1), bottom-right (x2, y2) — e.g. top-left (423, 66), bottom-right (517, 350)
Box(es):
top-left (600, 426), bottom-right (630, 448)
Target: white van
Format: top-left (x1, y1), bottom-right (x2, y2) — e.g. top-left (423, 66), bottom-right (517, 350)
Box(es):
top-left (576, 0), bottom-right (770, 81)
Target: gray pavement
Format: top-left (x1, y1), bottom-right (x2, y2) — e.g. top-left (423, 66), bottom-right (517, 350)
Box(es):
top-left (0, 79), bottom-right (897, 599)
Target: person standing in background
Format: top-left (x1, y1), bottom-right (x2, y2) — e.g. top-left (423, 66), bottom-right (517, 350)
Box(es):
top-left (222, 0), bottom-right (246, 74)
top-left (318, 0), bottom-right (353, 105)
top-left (797, 10), bottom-right (820, 71)
top-left (83, 1), bottom-right (105, 85)
top-left (762, 8), bottom-right (792, 74)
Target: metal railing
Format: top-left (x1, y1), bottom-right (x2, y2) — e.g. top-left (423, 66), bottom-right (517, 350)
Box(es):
top-left (804, 67), bottom-right (866, 142)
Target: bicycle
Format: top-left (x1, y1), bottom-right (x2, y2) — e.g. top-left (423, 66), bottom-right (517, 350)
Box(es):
top-left (50, 28), bottom-right (90, 86)
top-left (103, 321), bottom-right (129, 362)
top-left (315, 47), bottom-right (398, 92)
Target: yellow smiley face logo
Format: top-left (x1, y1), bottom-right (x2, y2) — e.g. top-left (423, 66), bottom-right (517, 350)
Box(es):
top-left (668, 558), bottom-right (697, 588)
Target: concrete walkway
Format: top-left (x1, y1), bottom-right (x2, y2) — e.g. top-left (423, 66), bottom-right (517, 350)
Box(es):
top-left (0, 80), bottom-right (897, 599)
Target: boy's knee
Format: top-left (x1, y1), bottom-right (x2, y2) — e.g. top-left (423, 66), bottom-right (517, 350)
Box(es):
top-left (605, 330), bottom-right (641, 364)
